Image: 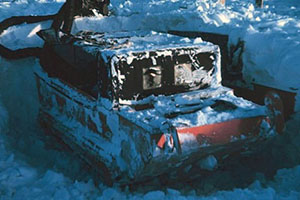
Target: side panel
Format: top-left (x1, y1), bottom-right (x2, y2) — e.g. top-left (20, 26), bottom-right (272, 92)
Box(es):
top-left (35, 72), bottom-right (154, 183)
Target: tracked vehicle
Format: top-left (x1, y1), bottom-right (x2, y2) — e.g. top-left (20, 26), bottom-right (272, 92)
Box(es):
top-left (35, 30), bottom-right (284, 185)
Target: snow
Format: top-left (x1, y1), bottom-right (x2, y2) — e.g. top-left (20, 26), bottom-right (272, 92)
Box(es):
top-left (119, 88), bottom-right (266, 130)
top-left (1, 0), bottom-right (300, 199)
top-left (197, 155), bottom-right (218, 171)
top-left (0, 21), bottom-right (52, 50)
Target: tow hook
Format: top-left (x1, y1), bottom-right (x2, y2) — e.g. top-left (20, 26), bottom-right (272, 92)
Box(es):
top-left (159, 121), bottom-right (182, 154)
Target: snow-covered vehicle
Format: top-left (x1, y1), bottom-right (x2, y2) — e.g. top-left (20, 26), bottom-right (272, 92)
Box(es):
top-left (35, 30), bottom-right (284, 185)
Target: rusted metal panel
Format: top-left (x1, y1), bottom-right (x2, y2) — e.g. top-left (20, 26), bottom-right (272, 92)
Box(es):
top-left (157, 116), bottom-right (264, 149)
top-left (98, 112), bottom-right (113, 140)
top-left (119, 115), bottom-right (153, 165)
top-left (177, 116), bottom-right (264, 144)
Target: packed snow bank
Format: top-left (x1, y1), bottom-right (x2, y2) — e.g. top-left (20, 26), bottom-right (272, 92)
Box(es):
top-left (0, 0), bottom-right (62, 22)
top-left (242, 17), bottom-right (300, 111)
top-left (0, 21), bottom-right (52, 50)
top-left (243, 23), bottom-right (300, 92)
top-left (0, 0), bottom-right (61, 49)
top-left (0, 137), bottom-right (101, 199)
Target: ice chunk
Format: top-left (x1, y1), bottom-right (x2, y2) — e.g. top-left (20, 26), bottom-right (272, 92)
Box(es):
top-left (143, 191), bottom-right (165, 200)
top-left (198, 155), bottom-right (218, 171)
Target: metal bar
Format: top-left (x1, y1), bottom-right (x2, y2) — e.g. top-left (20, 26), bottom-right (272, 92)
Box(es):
top-left (176, 116), bottom-right (265, 145)
top-left (256, 0), bottom-right (263, 8)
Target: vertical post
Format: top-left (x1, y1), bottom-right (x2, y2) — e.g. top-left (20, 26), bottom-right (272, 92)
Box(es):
top-left (256, 0), bottom-right (263, 8)
top-left (220, 0), bottom-right (226, 5)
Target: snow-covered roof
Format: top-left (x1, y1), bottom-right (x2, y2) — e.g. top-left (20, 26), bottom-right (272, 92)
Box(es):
top-left (74, 31), bottom-right (217, 57)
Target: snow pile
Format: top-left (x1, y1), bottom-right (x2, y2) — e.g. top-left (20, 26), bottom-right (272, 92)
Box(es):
top-left (0, 0), bottom-right (61, 50)
top-left (242, 14), bottom-right (300, 97)
top-left (0, 145), bottom-right (101, 199)
top-left (0, 21), bottom-right (52, 50)
top-left (0, 0), bottom-right (62, 22)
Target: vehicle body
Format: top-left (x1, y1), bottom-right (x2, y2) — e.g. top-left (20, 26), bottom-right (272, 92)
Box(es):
top-left (35, 30), bottom-right (284, 185)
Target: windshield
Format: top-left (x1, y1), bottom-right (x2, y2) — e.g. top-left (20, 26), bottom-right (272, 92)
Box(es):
top-left (116, 51), bottom-right (215, 101)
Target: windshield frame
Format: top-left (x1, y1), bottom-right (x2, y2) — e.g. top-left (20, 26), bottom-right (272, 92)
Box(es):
top-left (110, 47), bottom-right (220, 104)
